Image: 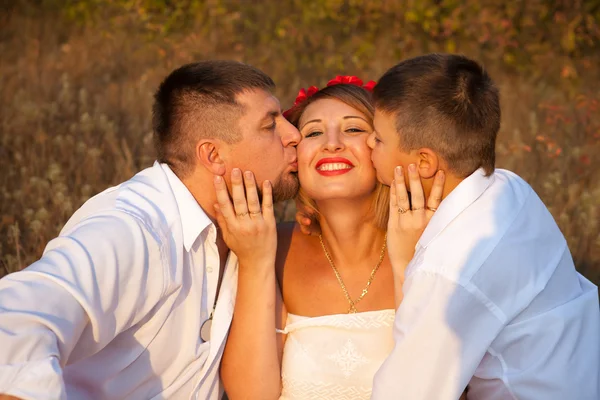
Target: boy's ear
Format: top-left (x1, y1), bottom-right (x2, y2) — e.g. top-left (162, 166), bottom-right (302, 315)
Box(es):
top-left (417, 148), bottom-right (439, 179)
top-left (197, 139), bottom-right (226, 176)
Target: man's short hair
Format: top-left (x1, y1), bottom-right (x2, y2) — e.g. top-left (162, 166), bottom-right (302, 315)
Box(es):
top-left (152, 61), bottom-right (275, 177)
top-left (374, 53), bottom-right (500, 177)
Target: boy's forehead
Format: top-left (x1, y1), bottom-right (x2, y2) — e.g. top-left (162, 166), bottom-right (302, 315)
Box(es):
top-left (373, 109), bottom-right (396, 128)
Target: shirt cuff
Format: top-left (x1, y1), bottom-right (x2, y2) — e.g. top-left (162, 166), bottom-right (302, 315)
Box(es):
top-left (0, 357), bottom-right (66, 400)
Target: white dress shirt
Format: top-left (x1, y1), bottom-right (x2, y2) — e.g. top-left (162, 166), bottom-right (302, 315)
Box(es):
top-left (372, 168), bottom-right (600, 400)
top-left (0, 162), bottom-right (238, 400)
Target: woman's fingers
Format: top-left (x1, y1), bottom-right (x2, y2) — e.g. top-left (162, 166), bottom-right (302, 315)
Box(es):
top-left (388, 180), bottom-right (399, 230)
top-left (394, 166), bottom-right (410, 213)
top-left (213, 204), bottom-right (229, 236)
top-left (243, 171), bottom-right (262, 217)
top-left (407, 163), bottom-right (425, 212)
top-left (295, 212), bottom-right (313, 235)
top-left (261, 180), bottom-right (275, 222)
top-left (427, 170), bottom-right (445, 212)
top-left (231, 168), bottom-right (249, 217)
top-left (213, 175), bottom-right (236, 223)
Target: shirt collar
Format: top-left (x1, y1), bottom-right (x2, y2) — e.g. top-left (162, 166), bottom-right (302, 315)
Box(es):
top-left (418, 168), bottom-right (495, 248)
top-left (160, 162), bottom-right (213, 252)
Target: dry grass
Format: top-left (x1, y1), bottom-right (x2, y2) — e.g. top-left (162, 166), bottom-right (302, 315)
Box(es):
top-left (1, 4), bottom-right (598, 284)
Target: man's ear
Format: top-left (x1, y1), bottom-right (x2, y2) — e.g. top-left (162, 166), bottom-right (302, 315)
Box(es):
top-left (197, 139), bottom-right (226, 176)
top-left (417, 148), bottom-right (439, 179)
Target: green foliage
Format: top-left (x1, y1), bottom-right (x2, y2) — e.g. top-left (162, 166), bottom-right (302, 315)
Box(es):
top-left (1, 0), bottom-right (599, 282)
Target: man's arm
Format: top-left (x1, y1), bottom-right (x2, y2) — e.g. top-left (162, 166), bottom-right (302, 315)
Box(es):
top-left (0, 212), bottom-right (165, 399)
top-left (371, 270), bottom-right (504, 400)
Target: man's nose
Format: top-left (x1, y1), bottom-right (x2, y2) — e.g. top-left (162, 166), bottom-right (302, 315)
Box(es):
top-left (281, 119), bottom-right (301, 147)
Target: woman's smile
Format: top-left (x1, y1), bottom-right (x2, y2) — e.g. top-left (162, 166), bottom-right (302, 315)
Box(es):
top-left (316, 157), bottom-right (354, 176)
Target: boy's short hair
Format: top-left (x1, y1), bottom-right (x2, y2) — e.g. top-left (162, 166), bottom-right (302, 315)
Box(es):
top-left (153, 61), bottom-right (275, 177)
top-left (374, 53), bottom-right (500, 177)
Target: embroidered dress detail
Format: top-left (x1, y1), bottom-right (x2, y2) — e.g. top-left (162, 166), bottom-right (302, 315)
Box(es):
top-left (279, 309), bottom-right (394, 400)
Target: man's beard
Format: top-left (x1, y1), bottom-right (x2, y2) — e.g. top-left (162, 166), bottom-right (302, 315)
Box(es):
top-left (259, 171), bottom-right (299, 203)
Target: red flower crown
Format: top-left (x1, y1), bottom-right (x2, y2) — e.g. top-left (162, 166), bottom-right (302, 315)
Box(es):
top-left (283, 75), bottom-right (376, 119)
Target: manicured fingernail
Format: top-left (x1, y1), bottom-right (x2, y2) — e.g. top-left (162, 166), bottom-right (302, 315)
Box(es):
top-left (409, 164), bottom-right (416, 172)
top-left (395, 166), bottom-right (402, 174)
top-left (233, 168), bottom-right (241, 177)
top-left (214, 175), bottom-right (222, 183)
top-left (265, 180), bottom-right (271, 188)
top-left (244, 171), bottom-right (253, 179)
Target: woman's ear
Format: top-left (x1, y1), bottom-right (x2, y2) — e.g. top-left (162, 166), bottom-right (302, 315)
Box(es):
top-left (197, 140), bottom-right (226, 176)
top-left (417, 148), bottom-right (439, 179)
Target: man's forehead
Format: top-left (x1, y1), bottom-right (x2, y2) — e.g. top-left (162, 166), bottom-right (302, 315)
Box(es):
top-left (236, 89), bottom-right (281, 115)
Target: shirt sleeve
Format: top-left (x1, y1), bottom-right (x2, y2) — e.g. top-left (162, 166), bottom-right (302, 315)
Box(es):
top-left (371, 270), bottom-right (505, 400)
top-left (0, 211), bottom-right (166, 400)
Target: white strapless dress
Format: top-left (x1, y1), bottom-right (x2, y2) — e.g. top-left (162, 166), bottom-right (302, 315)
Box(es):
top-left (278, 309), bottom-right (395, 400)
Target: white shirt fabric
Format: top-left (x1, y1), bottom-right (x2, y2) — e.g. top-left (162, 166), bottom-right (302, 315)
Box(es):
top-left (278, 309), bottom-right (395, 399)
top-left (372, 168), bottom-right (600, 400)
top-left (0, 162), bottom-right (238, 400)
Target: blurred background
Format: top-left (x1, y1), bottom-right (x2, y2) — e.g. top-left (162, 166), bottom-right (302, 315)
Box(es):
top-left (1, 0), bottom-right (599, 284)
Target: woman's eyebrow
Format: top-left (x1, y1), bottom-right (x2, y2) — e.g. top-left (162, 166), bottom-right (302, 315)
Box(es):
top-left (343, 115), bottom-right (369, 123)
top-left (300, 118), bottom-right (321, 130)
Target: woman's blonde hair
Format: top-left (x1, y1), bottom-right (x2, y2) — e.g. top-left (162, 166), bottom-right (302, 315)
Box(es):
top-left (286, 84), bottom-right (389, 229)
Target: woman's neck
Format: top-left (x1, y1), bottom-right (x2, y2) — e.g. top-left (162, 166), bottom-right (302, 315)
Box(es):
top-left (315, 198), bottom-right (385, 270)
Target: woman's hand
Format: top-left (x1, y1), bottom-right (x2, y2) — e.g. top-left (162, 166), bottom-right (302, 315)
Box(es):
top-left (387, 164), bottom-right (445, 284)
top-left (294, 198), bottom-right (321, 236)
top-left (213, 168), bottom-right (276, 265)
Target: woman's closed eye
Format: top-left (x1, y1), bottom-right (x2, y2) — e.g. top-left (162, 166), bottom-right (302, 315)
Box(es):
top-left (304, 130), bottom-right (323, 138)
top-left (345, 127), bottom-right (367, 134)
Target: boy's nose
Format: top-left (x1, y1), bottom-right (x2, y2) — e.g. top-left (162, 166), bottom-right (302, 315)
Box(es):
top-left (367, 132), bottom-right (376, 149)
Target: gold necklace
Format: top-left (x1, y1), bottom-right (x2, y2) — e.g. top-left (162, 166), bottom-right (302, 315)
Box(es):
top-left (318, 233), bottom-right (387, 314)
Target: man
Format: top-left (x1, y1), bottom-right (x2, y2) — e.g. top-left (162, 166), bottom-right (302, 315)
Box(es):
top-left (0, 61), bottom-right (300, 399)
top-left (367, 53), bottom-right (600, 399)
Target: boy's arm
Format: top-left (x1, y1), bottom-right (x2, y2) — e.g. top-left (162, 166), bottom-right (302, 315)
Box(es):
top-left (372, 270), bottom-right (504, 400)
top-left (0, 212), bottom-right (165, 399)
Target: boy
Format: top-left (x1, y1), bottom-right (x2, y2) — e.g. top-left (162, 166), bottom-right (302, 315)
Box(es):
top-left (368, 53), bottom-right (599, 399)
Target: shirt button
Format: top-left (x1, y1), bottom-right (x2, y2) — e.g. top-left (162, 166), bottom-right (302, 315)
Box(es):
top-left (207, 266), bottom-right (213, 273)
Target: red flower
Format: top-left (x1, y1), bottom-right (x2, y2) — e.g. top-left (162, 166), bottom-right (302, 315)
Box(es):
top-left (284, 76), bottom-right (376, 119)
top-left (363, 80), bottom-right (377, 92)
top-left (327, 75), bottom-right (364, 87)
top-left (293, 86), bottom-right (319, 106)
top-left (282, 108), bottom-right (293, 119)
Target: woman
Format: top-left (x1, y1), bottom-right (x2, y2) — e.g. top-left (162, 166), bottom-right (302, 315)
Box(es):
top-left (214, 78), bottom-right (445, 399)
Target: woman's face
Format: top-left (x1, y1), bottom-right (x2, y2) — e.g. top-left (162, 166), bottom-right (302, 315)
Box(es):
top-left (297, 98), bottom-right (377, 201)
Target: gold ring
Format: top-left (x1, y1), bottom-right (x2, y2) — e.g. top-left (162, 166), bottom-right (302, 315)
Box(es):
top-left (427, 207), bottom-right (437, 212)
top-left (397, 207), bottom-right (409, 214)
top-left (237, 212), bottom-right (248, 217)
top-left (249, 211), bottom-right (262, 216)
top-left (412, 207), bottom-right (425, 211)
